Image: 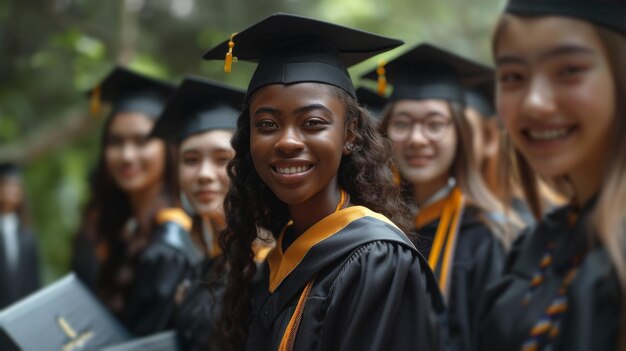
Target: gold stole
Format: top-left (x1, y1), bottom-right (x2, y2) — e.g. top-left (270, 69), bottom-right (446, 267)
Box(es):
top-left (415, 187), bottom-right (465, 300)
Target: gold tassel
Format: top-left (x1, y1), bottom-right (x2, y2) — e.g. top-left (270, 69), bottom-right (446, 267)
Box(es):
top-left (224, 33), bottom-right (238, 73)
top-left (376, 60), bottom-right (387, 96)
top-left (90, 85), bottom-right (101, 117)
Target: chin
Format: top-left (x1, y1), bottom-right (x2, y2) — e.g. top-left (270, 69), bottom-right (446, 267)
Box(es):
top-left (272, 189), bottom-right (309, 206)
top-left (116, 181), bottom-right (147, 193)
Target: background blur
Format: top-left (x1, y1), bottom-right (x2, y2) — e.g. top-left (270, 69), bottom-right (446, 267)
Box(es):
top-left (0, 0), bottom-right (506, 283)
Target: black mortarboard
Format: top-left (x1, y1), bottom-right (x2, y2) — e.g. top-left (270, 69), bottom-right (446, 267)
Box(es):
top-left (356, 87), bottom-right (388, 119)
top-left (202, 13), bottom-right (403, 98)
top-left (151, 76), bottom-right (244, 143)
top-left (89, 66), bottom-right (175, 118)
top-left (0, 163), bottom-right (21, 178)
top-left (464, 80), bottom-right (496, 118)
top-left (505, 0), bottom-right (625, 34)
top-left (362, 43), bottom-right (493, 105)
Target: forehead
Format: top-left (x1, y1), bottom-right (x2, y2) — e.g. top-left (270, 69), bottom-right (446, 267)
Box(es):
top-left (391, 99), bottom-right (451, 116)
top-left (108, 112), bottom-right (155, 133)
top-left (495, 15), bottom-right (603, 56)
top-left (249, 83), bottom-right (341, 108)
top-left (180, 130), bottom-right (234, 151)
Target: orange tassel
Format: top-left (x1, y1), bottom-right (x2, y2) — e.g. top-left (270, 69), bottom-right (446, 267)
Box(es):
top-left (376, 60), bottom-right (387, 96)
top-left (90, 85), bottom-right (101, 117)
top-left (224, 33), bottom-right (238, 73)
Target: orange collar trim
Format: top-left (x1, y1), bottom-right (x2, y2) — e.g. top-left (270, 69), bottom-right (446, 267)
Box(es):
top-left (266, 206), bottom-right (399, 293)
top-left (156, 208), bottom-right (192, 232)
top-left (415, 196), bottom-right (448, 229)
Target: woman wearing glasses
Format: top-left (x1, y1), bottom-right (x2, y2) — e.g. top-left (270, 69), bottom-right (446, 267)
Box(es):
top-left (369, 44), bottom-right (514, 351)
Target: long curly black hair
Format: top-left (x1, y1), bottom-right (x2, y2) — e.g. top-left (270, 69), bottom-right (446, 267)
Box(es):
top-left (211, 84), bottom-right (412, 350)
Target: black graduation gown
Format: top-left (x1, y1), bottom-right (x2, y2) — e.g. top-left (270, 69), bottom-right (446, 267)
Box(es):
top-left (123, 219), bottom-right (203, 336)
top-left (478, 204), bottom-right (621, 351)
top-left (174, 257), bottom-right (222, 351)
top-left (415, 206), bottom-right (505, 351)
top-left (246, 206), bottom-right (446, 351)
top-left (0, 224), bottom-right (40, 308)
top-left (71, 231), bottom-right (100, 290)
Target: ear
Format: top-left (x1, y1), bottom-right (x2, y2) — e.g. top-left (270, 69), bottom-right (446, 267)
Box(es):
top-left (343, 119), bottom-right (357, 155)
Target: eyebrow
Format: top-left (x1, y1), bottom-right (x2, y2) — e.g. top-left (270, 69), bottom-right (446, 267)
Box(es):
top-left (253, 106), bottom-right (280, 117)
top-left (392, 110), bottom-right (447, 120)
top-left (292, 103), bottom-right (333, 116)
top-left (496, 44), bottom-right (595, 66)
top-left (181, 145), bottom-right (233, 153)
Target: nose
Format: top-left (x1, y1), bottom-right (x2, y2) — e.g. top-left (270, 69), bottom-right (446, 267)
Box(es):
top-left (121, 142), bottom-right (137, 161)
top-left (407, 122), bottom-right (429, 148)
top-left (198, 159), bottom-right (217, 184)
top-left (275, 126), bottom-right (304, 156)
top-left (522, 76), bottom-right (557, 120)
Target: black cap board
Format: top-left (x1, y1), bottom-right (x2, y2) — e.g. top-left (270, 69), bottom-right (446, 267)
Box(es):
top-left (356, 87), bottom-right (388, 119)
top-left (361, 43), bottom-right (493, 105)
top-left (505, 0), bottom-right (625, 34)
top-left (151, 76), bottom-right (245, 143)
top-left (464, 80), bottom-right (496, 118)
top-left (202, 13), bottom-right (403, 98)
top-left (89, 66), bottom-right (175, 119)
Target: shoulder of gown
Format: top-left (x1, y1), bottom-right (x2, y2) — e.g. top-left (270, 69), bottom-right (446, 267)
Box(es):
top-left (311, 240), bottom-right (447, 351)
top-left (125, 219), bottom-right (201, 336)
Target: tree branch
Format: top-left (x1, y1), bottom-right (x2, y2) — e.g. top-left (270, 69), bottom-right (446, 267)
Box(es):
top-left (0, 109), bottom-right (100, 163)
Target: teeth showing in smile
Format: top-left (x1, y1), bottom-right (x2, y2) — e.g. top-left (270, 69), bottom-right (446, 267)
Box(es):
top-left (528, 128), bottom-right (569, 141)
top-left (275, 165), bottom-right (312, 175)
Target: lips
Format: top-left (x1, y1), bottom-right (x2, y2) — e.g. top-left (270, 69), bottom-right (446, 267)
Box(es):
top-left (523, 125), bottom-right (577, 143)
top-left (269, 161), bottom-right (315, 185)
top-left (273, 164), bottom-right (314, 174)
top-left (195, 190), bottom-right (220, 202)
top-left (404, 154), bottom-right (432, 167)
top-left (117, 165), bottom-right (140, 178)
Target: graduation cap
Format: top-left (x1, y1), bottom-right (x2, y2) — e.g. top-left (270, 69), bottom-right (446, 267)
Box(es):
top-left (0, 163), bottom-right (21, 178)
top-left (464, 80), bottom-right (496, 118)
top-left (88, 66), bottom-right (175, 118)
top-left (505, 0), bottom-right (625, 34)
top-left (361, 43), bottom-right (493, 105)
top-left (356, 87), bottom-right (388, 119)
top-left (202, 13), bottom-right (403, 98)
top-left (151, 76), bottom-right (245, 143)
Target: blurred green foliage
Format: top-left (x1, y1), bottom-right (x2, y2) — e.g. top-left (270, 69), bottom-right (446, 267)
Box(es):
top-left (0, 0), bottom-right (505, 284)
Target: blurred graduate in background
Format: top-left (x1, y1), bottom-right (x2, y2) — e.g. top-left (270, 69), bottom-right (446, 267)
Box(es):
top-left (71, 67), bottom-right (201, 336)
top-left (0, 162), bottom-right (40, 308)
top-left (368, 43), bottom-right (515, 351)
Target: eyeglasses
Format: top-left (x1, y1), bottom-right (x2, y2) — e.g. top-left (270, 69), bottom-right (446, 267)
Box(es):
top-left (387, 117), bottom-right (452, 142)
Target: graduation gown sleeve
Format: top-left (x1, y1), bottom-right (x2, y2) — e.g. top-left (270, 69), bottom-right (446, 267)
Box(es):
top-left (123, 220), bottom-right (202, 336)
top-left (174, 259), bottom-right (223, 351)
top-left (313, 241), bottom-right (445, 351)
